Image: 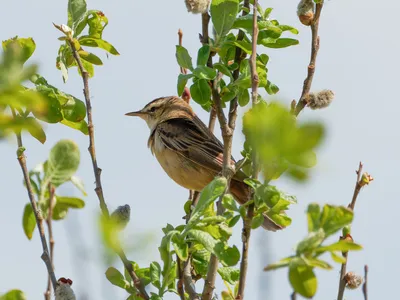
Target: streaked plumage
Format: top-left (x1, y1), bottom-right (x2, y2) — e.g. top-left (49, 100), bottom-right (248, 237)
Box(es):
top-left (126, 96), bottom-right (282, 231)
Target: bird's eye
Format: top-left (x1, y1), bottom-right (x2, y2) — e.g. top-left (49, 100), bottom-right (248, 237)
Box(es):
top-left (149, 107), bottom-right (156, 113)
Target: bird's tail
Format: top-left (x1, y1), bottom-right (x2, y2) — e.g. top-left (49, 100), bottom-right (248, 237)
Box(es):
top-left (229, 179), bottom-right (283, 232)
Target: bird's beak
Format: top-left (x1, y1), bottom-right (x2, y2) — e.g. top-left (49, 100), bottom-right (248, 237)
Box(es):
top-left (125, 110), bottom-right (145, 117)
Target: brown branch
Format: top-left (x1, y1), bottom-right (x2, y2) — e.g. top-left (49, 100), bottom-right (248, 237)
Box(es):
top-left (236, 3), bottom-right (259, 298)
top-left (337, 162), bottom-right (366, 300)
top-left (294, 2), bottom-right (324, 116)
top-left (66, 38), bottom-right (149, 299)
top-left (176, 256), bottom-right (185, 300)
top-left (45, 184), bottom-right (56, 300)
top-left (10, 108), bottom-right (58, 293)
top-left (291, 292), bottom-right (297, 300)
top-left (362, 265), bottom-right (368, 300)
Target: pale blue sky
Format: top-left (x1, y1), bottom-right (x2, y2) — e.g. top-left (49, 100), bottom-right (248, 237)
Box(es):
top-left (1, 0), bottom-right (399, 299)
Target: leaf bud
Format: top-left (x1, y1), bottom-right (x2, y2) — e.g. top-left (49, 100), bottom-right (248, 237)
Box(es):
top-left (185, 0), bottom-right (210, 14)
top-left (360, 172), bottom-right (373, 186)
top-left (297, 0), bottom-right (314, 26)
top-left (344, 272), bottom-right (363, 290)
top-left (55, 278), bottom-right (76, 300)
top-left (307, 89), bottom-right (334, 110)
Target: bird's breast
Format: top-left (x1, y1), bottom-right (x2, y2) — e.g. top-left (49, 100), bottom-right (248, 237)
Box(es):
top-left (150, 133), bottom-right (215, 191)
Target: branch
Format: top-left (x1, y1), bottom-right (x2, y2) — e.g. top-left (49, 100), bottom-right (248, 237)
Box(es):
top-left (362, 265), bottom-right (368, 300)
top-left (291, 292), bottom-right (297, 300)
top-left (236, 2), bottom-right (258, 298)
top-left (10, 109), bottom-right (58, 293)
top-left (66, 38), bottom-right (149, 300)
top-left (45, 184), bottom-right (56, 300)
top-left (337, 162), bottom-right (371, 300)
top-left (294, 2), bottom-right (324, 116)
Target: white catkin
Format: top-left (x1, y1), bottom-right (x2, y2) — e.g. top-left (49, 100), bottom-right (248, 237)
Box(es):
top-left (55, 284), bottom-right (76, 300)
top-left (185, 0), bottom-right (210, 14)
top-left (308, 89), bottom-right (335, 110)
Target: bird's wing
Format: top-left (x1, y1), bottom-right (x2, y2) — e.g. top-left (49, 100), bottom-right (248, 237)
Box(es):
top-left (155, 116), bottom-right (233, 175)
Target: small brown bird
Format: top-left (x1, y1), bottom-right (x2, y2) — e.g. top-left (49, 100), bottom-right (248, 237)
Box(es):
top-left (126, 96), bottom-right (282, 231)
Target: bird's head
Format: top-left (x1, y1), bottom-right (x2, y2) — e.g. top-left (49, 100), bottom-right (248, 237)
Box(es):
top-left (125, 96), bottom-right (195, 130)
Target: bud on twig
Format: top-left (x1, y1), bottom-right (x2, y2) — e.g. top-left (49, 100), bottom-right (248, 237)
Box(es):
top-left (182, 87), bottom-right (191, 103)
top-left (110, 204), bottom-right (131, 230)
top-left (344, 272), bottom-right (363, 290)
top-left (297, 0), bottom-right (314, 26)
top-left (307, 89), bottom-right (334, 110)
top-left (360, 172), bottom-right (373, 186)
top-left (185, 0), bottom-right (210, 14)
top-left (55, 278), bottom-right (76, 300)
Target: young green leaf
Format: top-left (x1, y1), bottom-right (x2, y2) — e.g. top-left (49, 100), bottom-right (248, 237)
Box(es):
top-left (320, 205), bottom-right (353, 237)
top-left (171, 235), bottom-right (189, 261)
top-left (79, 37), bottom-right (120, 55)
top-left (218, 267), bottom-right (240, 285)
top-left (175, 46), bottom-right (194, 71)
top-left (61, 119), bottom-right (89, 135)
top-left (78, 50), bottom-right (103, 65)
top-left (302, 257), bottom-right (332, 270)
top-left (150, 262), bottom-right (161, 289)
top-left (193, 66), bottom-right (217, 80)
top-left (237, 88), bottom-right (250, 106)
top-left (213, 63), bottom-right (234, 81)
top-left (264, 256), bottom-right (293, 271)
top-left (307, 203), bottom-right (321, 232)
top-left (45, 139), bottom-right (80, 186)
top-left (0, 289), bottom-right (27, 300)
top-left (197, 45), bottom-right (210, 66)
top-left (289, 264), bottom-right (317, 298)
top-left (261, 38), bottom-right (299, 48)
top-left (295, 228), bottom-right (325, 255)
top-left (56, 196), bottom-right (85, 208)
top-left (177, 74), bottom-right (194, 96)
top-left (190, 78), bottom-right (212, 105)
top-left (316, 240), bottom-right (363, 253)
top-left (2, 37), bottom-right (36, 64)
top-left (25, 117), bottom-right (46, 144)
top-left (251, 213), bottom-right (264, 229)
top-left (210, 0), bottom-right (239, 42)
top-left (105, 267), bottom-right (127, 289)
top-left (22, 203), bottom-right (36, 240)
top-left (68, 0), bottom-right (87, 27)
top-left (222, 194), bottom-right (238, 212)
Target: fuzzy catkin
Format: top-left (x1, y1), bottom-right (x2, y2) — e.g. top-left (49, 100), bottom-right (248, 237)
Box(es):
top-left (297, 0), bottom-right (314, 25)
top-left (308, 89), bottom-right (334, 110)
top-left (111, 204), bottom-right (131, 229)
top-left (55, 283), bottom-right (76, 300)
top-left (345, 272), bottom-right (363, 290)
top-left (185, 0), bottom-right (210, 14)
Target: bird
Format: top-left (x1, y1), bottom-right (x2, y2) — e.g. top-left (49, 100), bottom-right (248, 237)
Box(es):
top-left (126, 96), bottom-right (282, 231)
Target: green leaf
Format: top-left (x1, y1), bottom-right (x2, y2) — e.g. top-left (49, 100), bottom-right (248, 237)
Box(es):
top-left (190, 78), bottom-right (212, 105)
top-left (24, 117), bottom-right (46, 144)
top-left (61, 119), bottom-right (89, 135)
top-left (105, 267), bottom-right (127, 289)
top-left (261, 38), bottom-right (299, 48)
top-left (316, 240), bottom-right (363, 253)
top-left (177, 74), bottom-right (194, 96)
top-left (52, 203), bottom-right (69, 220)
top-left (31, 89), bottom-right (63, 123)
top-left (87, 10), bottom-right (108, 39)
top-left (45, 139), bottom-right (80, 186)
top-left (62, 97), bottom-right (86, 122)
top-left (197, 45), bottom-right (210, 66)
top-left (189, 177), bottom-right (227, 225)
top-left (330, 252), bottom-right (346, 264)
top-left (79, 37), bottom-right (119, 55)
top-left (2, 37), bottom-right (36, 64)
top-left (320, 205), bottom-right (354, 237)
top-left (175, 46), bottom-right (193, 71)
top-left (56, 196), bottom-right (85, 208)
top-left (22, 203), bottom-right (36, 240)
top-left (0, 289), bottom-right (27, 300)
top-left (227, 40), bottom-right (252, 55)
top-left (218, 267), bottom-right (240, 285)
top-left (68, 0), bottom-right (87, 27)
top-left (78, 50), bottom-right (103, 65)
top-left (228, 215), bottom-right (240, 227)
top-left (172, 235), bottom-right (189, 261)
top-left (193, 66), bottom-right (217, 80)
top-left (263, 8), bottom-right (273, 19)
top-left (211, 0), bottom-right (239, 41)
top-left (307, 203), bottom-right (321, 232)
top-left (150, 262), bottom-right (161, 289)
top-left (265, 80), bottom-right (279, 95)
top-left (213, 62), bottom-right (234, 81)
top-left (289, 264), bottom-right (317, 298)
top-left (251, 213), bottom-right (264, 229)
top-left (295, 228), bottom-right (325, 255)
top-left (237, 88), bottom-right (250, 106)
top-left (303, 257), bottom-right (332, 270)
top-left (222, 194), bottom-right (238, 212)
top-left (264, 256), bottom-right (293, 271)
top-left (279, 25), bottom-right (299, 34)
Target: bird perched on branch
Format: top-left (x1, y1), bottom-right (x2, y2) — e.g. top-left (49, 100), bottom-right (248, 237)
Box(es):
top-left (126, 96), bottom-right (282, 231)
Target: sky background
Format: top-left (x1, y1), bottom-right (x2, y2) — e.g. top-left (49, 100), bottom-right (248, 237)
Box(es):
top-left (1, 0), bottom-right (399, 299)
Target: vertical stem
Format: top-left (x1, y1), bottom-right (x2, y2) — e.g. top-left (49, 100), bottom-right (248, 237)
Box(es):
top-left (45, 184), bottom-right (56, 300)
top-left (236, 2), bottom-right (259, 299)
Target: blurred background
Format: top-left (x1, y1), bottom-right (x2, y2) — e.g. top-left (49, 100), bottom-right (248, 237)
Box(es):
top-left (1, 0), bottom-right (399, 299)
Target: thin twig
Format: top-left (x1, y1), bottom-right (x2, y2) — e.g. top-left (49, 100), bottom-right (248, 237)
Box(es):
top-left (236, 3), bottom-right (259, 298)
top-left (67, 38), bottom-right (149, 299)
top-left (337, 162), bottom-right (364, 300)
top-left (45, 184), bottom-right (56, 300)
top-left (290, 292), bottom-right (297, 300)
top-left (294, 2), bottom-right (324, 116)
top-left (176, 256), bottom-right (185, 300)
top-left (10, 108), bottom-right (58, 293)
top-left (362, 265), bottom-right (368, 300)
